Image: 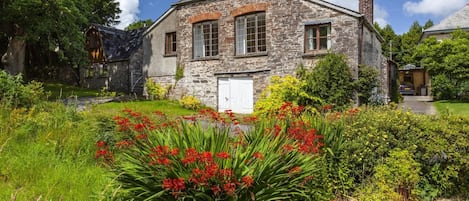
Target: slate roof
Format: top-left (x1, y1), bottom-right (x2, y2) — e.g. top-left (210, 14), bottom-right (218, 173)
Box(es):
top-left (424, 4), bottom-right (469, 34)
top-left (89, 24), bottom-right (147, 62)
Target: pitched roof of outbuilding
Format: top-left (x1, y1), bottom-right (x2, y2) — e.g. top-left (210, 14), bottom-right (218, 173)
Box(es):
top-left (424, 4), bottom-right (469, 34)
top-left (89, 24), bottom-right (146, 62)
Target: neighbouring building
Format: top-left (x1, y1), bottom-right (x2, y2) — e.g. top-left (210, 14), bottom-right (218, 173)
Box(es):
top-left (83, 24), bottom-right (146, 95)
top-left (421, 4), bottom-right (469, 41)
top-left (144, 0), bottom-right (389, 113)
top-left (398, 64), bottom-right (430, 96)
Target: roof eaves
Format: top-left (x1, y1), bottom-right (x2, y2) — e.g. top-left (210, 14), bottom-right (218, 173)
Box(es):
top-left (143, 7), bottom-right (176, 36)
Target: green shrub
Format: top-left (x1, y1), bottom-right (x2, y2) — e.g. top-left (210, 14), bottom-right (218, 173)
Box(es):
top-left (254, 75), bottom-right (322, 116)
top-left (432, 74), bottom-right (456, 100)
top-left (355, 149), bottom-right (421, 201)
top-left (297, 53), bottom-right (354, 109)
top-left (355, 65), bottom-right (380, 105)
top-left (0, 70), bottom-right (47, 108)
top-left (179, 95), bottom-right (202, 110)
top-left (146, 79), bottom-right (170, 100)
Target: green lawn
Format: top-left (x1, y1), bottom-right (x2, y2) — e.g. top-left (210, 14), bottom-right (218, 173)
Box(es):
top-left (89, 100), bottom-right (197, 118)
top-left (434, 101), bottom-right (469, 115)
top-left (44, 83), bottom-right (101, 99)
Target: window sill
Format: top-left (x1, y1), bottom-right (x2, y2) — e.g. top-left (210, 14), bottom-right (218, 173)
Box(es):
top-left (302, 51), bottom-right (328, 58)
top-left (234, 52), bottom-right (268, 59)
top-left (164, 53), bottom-right (177, 57)
top-left (192, 56), bottom-right (219, 61)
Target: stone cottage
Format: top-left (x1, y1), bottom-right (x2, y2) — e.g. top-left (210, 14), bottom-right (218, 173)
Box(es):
top-left (421, 4), bottom-right (469, 41)
top-left (83, 24), bottom-right (146, 95)
top-left (143, 0), bottom-right (388, 113)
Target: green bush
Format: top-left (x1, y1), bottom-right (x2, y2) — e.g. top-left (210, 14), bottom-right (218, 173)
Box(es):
top-left (179, 95), bottom-right (202, 110)
top-left (145, 79), bottom-right (170, 100)
top-left (0, 70), bottom-right (47, 108)
top-left (254, 75), bottom-right (322, 116)
top-left (432, 74), bottom-right (457, 100)
top-left (297, 53), bottom-right (354, 109)
top-left (355, 65), bottom-right (380, 105)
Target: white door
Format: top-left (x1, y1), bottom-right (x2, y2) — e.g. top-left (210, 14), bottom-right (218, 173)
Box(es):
top-left (218, 77), bottom-right (253, 114)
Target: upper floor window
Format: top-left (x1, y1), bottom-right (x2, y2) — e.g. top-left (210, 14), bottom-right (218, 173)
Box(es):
top-left (305, 24), bottom-right (331, 52)
top-left (235, 12), bottom-right (266, 55)
top-left (193, 20), bottom-right (218, 59)
top-left (165, 32), bottom-right (177, 56)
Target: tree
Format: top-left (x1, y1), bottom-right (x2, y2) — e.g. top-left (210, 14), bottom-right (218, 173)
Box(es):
top-left (414, 29), bottom-right (469, 100)
top-left (125, 19), bottom-right (153, 31)
top-left (423, 19), bottom-right (434, 30)
top-left (401, 21), bottom-right (422, 66)
top-left (0, 0), bottom-right (120, 78)
top-left (375, 23), bottom-right (402, 65)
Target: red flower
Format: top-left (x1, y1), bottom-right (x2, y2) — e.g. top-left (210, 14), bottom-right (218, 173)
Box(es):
top-left (211, 185), bottom-right (222, 195)
top-left (289, 166), bottom-right (302, 174)
top-left (95, 149), bottom-right (108, 158)
top-left (182, 148), bottom-right (199, 165)
top-left (253, 152), bottom-right (264, 160)
top-left (162, 178), bottom-right (173, 189)
top-left (223, 182), bottom-right (236, 195)
top-left (200, 151), bottom-right (213, 164)
top-left (157, 157), bottom-right (171, 166)
top-left (283, 144), bottom-right (295, 152)
top-left (322, 104), bottom-right (334, 111)
top-left (116, 139), bottom-right (134, 148)
top-left (95, 141), bottom-right (106, 148)
top-left (242, 175), bottom-right (254, 187)
top-left (170, 148), bottom-right (179, 156)
top-left (216, 151), bottom-right (230, 159)
top-left (173, 178), bottom-right (185, 191)
top-left (135, 133), bottom-right (147, 139)
top-left (133, 123), bottom-right (146, 132)
top-left (219, 169), bottom-right (233, 178)
top-left (204, 164), bottom-right (218, 178)
top-left (153, 110), bottom-right (165, 116)
top-left (152, 145), bottom-right (169, 156)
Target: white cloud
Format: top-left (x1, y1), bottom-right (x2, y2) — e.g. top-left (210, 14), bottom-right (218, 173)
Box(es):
top-left (374, 4), bottom-right (389, 26)
top-left (115, 0), bottom-right (140, 29)
top-left (403, 0), bottom-right (468, 16)
top-left (325, 0), bottom-right (389, 26)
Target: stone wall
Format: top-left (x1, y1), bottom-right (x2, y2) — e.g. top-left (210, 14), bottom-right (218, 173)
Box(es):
top-left (174, 0), bottom-right (366, 109)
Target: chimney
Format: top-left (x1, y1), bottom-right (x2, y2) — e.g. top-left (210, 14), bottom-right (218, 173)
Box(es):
top-left (359, 0), bottom-right (374, 24)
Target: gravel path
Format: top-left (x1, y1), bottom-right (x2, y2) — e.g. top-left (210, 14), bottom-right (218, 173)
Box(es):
top-left (399, 96), bottom-right (437, 115)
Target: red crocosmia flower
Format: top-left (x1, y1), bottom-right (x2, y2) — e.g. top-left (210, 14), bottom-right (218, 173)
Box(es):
top-left (113, 116), bottom-right (121, 121)
top-left (223, 182), bottom-right (236, 195)
top-left (205, 164), bottom-right (219, 177)
top-left (162, 178), bottom-right (173, 189)
top-left (322, 104), bottom-right (334, 111)
top-left (219, 169), bottom-right (233, 178)
top-left (116, 140), bottom-right (134, 148)
top-left (153, 110), bottom-right (165, 116)
top-left (289, 166), bottom-right (302, 174)
top-left (283, 144), bottom-right (294, 152)
top-left (133, 123), bottom-right (146, 132)
top-left (157, 157), bottom-right (171, 166)
top-left (182, 148), bottom-right (199, 165)
top-left (152, 145), bottom-right (169, 156)
top-left (274, 124), bottom-right (282, 137)
top-left (95, 141), bottom-right (106, 148)
top-left (130, 112), bottom-right (141, 117)
top-left (173, 178), bottom-right (185, 191)
top-left (122, 108), bottom-right (132, 113)
top-left (95, 149), bottom-right (108, 158)
top-left (211, 185), bottom-right (222, 195)
top-left (253, 152), bottom-right (264, 160)
top-left (135, 133), bottom-right (147, 139)
top-left (170, 148), bottom-right (179, 156)
top-left (216, 151), bottom-right (230, 159)
top-left (242, 175), bottom-right (254, 187)
top-left (200, 151), bottom-right (213, 164)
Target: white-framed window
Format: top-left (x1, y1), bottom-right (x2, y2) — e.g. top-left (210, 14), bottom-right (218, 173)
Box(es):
top-left (235, 12), bottom-right (266, 55)
top-left (305, 24), bottom-right (331, 52)
top-left (193, 20), bottom-right (218, 58)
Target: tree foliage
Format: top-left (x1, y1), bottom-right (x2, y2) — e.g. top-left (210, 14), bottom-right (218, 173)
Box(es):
top-left (0, 0), bottom-right (120, 76)
top-left (401, 21), bottom-right (423, 66)
top-left (414, 29), bottom-right (469, 100)
top-left (125, 19), bottom-right (153, 31)
top-left (374, 23), bottom-right (402, 65)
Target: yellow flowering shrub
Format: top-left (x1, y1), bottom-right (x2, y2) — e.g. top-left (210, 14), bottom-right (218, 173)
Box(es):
top-left (145, 80), bottom-right (170, 100)
top-left (179, 95), bottom-right (201, 110)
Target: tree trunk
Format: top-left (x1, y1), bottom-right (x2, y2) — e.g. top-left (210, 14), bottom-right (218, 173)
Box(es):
top-left (1, 37), bottom-right (26, 75)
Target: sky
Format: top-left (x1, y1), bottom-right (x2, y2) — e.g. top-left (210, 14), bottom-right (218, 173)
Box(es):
top-left (114, 0), bottom-right (469, 34)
